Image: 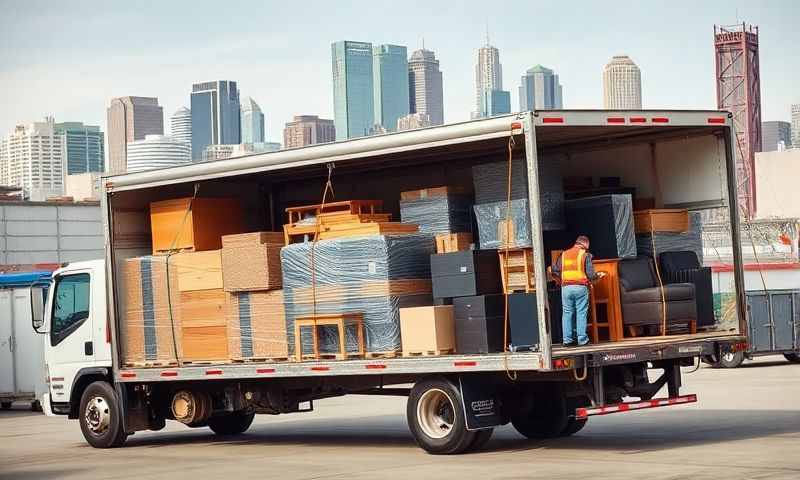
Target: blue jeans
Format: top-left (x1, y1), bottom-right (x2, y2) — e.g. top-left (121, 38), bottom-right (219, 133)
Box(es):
top-left (562, 285), bottom-right (589, 345)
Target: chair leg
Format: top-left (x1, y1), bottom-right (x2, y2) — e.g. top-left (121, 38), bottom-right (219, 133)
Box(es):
top-left (627, 326), bottom-right (638, 337)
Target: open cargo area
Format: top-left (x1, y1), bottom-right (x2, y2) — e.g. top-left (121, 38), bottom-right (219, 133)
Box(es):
top-left (105, 111), bottom-right (745, 374)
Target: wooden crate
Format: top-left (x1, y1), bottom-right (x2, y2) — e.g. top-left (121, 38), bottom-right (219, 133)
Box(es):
top-left (221, 231), bottom-right (285, 248)
top-left (435, 232), bottom-right (472, 253)
top-left (150, 197), bottom-right (244, 253)
top-left (399, 306), bottom-right (456, 356)
top-left (226, 290), bottom-right (288, 360)
top-left (179, 289), bottom-right (227, 328)
top-left (499, 248), bottom-right (536, 293)
top-left (634, 209), bottom-right (690, 234)
top-left (222, 243), bottom-right (282, 292)
top-left (170, 250), bottom-right (223, 292)
top-left (181, 326), bottom-right (229, 361)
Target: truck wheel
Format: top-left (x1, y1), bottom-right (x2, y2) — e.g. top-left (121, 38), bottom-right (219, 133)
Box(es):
top-left (560, 396), bottom-right (589, 437)
top-left (717, 351), bottom-right (745, 368)
top-left (784, 353), bottom-right (800, 364)
top-left (407, 378), bottom-right (476, 455)
top-left (208, 411), bottom-right (255, 435)
top-left (511, 392), bottom-right (569, 439)
top-left (31, 400), bottom-right (42, 412)
top-left (79, 381), bottom-right (128, 448)
top-left (1, 401), bottom-right (12, 410)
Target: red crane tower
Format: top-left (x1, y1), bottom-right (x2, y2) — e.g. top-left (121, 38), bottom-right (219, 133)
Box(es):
top-left (714, 23), bottom-right (762, 219)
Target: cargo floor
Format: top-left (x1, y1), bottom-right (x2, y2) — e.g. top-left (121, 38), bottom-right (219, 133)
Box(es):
top-left (551, 330), bottom-right (742, 357)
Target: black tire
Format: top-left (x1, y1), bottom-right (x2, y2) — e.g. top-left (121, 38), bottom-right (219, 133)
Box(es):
top-left (208, 411), bottom-right (255, 435)
top-left (511, 391), bottom-right (569, 439)
top-left (717, 350), bottom-right (745, 368)
top-left (468, 428), bottom-right (494, 452)
top-left (562, 418), bottom-right (588, 436)
top-left (0, 401), bottom-right (12, 410)
top-left (78, 381), bottom-right (128, 448)
top-left (31, 400), bottom-right (42, 412)
top-left (784, 353), bottom-right (800, 363)
top-left (407, 377), bottom-right (476, 455)
top-left (560, 396), bottom-right (589, 437)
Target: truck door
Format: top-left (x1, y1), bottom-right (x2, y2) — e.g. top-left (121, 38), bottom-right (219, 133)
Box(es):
top-left (0, 289), bottom-right (15, 397)
top-left (47, 272), bottom-right (94, 404)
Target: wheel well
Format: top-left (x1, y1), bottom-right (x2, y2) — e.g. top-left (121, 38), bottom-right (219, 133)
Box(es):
top-left (68, 369), bottom-right (112, 419)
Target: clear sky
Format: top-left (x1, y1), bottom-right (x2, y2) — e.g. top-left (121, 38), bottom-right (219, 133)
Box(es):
top-left (1, 0), bottom-right (797, 143)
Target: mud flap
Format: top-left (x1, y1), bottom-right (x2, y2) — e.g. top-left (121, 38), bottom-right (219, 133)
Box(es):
top-left (458, 376), bottom-right (504, 431)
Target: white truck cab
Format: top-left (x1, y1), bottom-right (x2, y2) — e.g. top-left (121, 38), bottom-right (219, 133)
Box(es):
top-left (33, 260), bottom-right (111, 417)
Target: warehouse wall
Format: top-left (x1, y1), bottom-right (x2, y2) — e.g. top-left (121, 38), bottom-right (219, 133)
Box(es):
top-left (0, 201), bottom-right (104, 265)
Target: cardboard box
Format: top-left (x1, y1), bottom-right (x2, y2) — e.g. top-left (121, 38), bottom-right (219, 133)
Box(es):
top-left (179, 289), bottom-right (227, 328)
top-left (222, 243), bottom-right (282, 291)
top-left (227, 290), bottom-right (288, 359)
top-left (181, 326), bottom-right (228, 361)
top-left (222, 231), bottom-right (285, 248)
top-left (171, 250), bottom-right (223, 292)
top-left (150, 197), bottom-right (244, 253)
top-left (435, 233), bottom-right (472, 254)
top-left (399, 305), bottom-right (456, 355)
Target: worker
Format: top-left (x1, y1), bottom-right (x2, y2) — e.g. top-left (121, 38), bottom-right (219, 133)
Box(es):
top-left (552, 235), bottom-right (605, 347)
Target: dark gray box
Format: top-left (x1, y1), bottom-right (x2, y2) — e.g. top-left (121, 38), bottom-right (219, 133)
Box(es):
top-left (453, 294), bottom-right (506, 354)
top-left (508, 292), bottom-right (540, 351)
top-left (430, 250), bottom-right (502, 299)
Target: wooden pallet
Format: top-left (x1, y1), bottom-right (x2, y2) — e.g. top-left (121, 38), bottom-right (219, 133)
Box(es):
top-left (402, 348), bottom-right (455, 357)
top-left (230, 356), bottom-right (291, 363)
top-left (365, 351), bottom-right (400, 359)
top-left (181, 359), bottom-right (232, 366)
top-left (298, 352), bottom-right (364, 361)
top-left (122, 360), bottom-right (178, 368)
top-left (499, 248), bottom-right (536, 293)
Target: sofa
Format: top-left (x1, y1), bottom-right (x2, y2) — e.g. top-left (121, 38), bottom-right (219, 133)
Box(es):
top-left (658, 251), bottom-right (715, 328)
top-left (618, 256), bottom-right (697, 335)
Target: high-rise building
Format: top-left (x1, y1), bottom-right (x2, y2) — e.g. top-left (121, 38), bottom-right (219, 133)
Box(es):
top-left (372, 44), bottom-right (409, 132)
top-left (283, 115), bottom-right (336, 148)
top-left (170, 107), bottom-right (192, 147)
top-left (126, 135), bottom-right (191, 172)
top-left (0, 117), bottom-right (65, 201)
top-left (473, 42), bottom-right (508, 119)
top-left (332, 41), bottom-right (375, 140)
top-left (792, 104), bottom-right (800, 148)
top-left (714, 23), bottom-right (762, 217)
top-left (408, 48), bottom-right (444, 126)
top-left (397, 112), bottom-right (432, 131)
top-left (602, 55), bottom-right (642, 109)
top-left (190, 80), bottom-right (241, 160)
top-left (761, 121), bottom-right (792, 151)
top-left (240, 97), bottom-right (265, 144)
top-left (54, 122), bottom-right (105, 174)
top-left (106, 96), bottom-right (164, 174)
top-left (203, 142), bottom-right (281, 162)
top-left (519, 65), bottom-right (563, 111)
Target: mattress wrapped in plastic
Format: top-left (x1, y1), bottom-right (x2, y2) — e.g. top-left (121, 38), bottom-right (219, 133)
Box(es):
top-left (473, 199), bottom-right (532, 249)
top-left (399, 194), bottom-right (472, 234)
top-left (281, 234), bottom-right (435, 355)
top-left (636, 211), bottom-right (704, 264)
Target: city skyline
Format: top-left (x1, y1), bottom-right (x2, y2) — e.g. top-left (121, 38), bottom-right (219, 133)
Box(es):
top-left (1, 1), bottom-right (798, 145)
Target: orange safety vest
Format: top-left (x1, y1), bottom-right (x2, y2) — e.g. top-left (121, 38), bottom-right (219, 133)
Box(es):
top-left (560, 246), bottom-right (589, 286)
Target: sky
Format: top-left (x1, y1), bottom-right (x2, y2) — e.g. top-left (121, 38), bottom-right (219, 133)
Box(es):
top-left (1, 0), bottom-right (798, 144)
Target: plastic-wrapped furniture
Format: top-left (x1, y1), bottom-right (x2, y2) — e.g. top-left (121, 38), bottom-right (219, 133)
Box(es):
top-left (658, 251), bottom-right (715, 328)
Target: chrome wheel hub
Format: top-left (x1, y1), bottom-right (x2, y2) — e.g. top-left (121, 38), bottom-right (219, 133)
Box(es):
top-left (85, 396), bottom-right (110, 435)
top-left (723, 352), bottom-right (735, 362)
top-left (417, 388), bottom-right (455, 439)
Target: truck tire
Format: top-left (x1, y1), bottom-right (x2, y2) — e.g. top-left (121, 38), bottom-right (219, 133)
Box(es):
top-left (511, 391), bottom-right (569, 439)
top-left (784, 353), bottom-right (800, 363)
top-left (79, 381), bottom-right (128, 448)
top-left (1, 401), bottom-right (12, 410)
top-left (208, 411), bottom-right (255, 435)
top-left (561, 396), bottom-right (589, 437)
top-left (407, 377), bottom-right (476, 455)
top-left (717, 350), bottom-right (745, 368)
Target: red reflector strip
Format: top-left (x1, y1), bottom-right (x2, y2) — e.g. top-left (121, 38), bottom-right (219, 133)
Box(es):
top-left (629, 117), bottom-right (647, 123)
top-left (160, 371), bottom-right (178, 377)
top-left (256, 368), bottom-right (275, 374)
top-left (454, 361), bottom-right (477, 367)
top-left (120, 372), bottom-right (136, 379)
top-left (365, 364), bottom-right (387, 370)
top-left (310, 366), bottom-right (330, 372)
top-left (511, 121), bottom-right (523, 130)
top-left (576, 394), bottom-right (697, 419)
top-left (542, 117), bottom-right (564, 124)
top-left (205, 369), bottom-right (223, 376)
top-left (606, 117), bottom-right (625, 124)
top-left (707, 117), bottom-right (726, 124)
top-left (651, 117), bottom-right (670, 123)
top-left (50, 377), bottom-right (65, 382)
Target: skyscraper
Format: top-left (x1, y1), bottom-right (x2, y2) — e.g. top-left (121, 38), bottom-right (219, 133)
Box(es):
top-left (0, 117), bottom-right (65, 201)
top-left (408, 48), bottom-right (444, 126)
top-left (126, 135), bottom-right (191, 172)
top-left (332, 41), bottom-right (374, 140)
top-left (240, 96), bottom-right (265, 144)
top-left (283, 115), bottom-right (336, 148)
top-left (190, 80), bottom-right (241, 160)
top-left (397, 112), bottom-right (432, 131)
top-left (473, 42), bottom-right (509, 118)
top-left (602, 56), bottom-right (642, 109)
top-left (792, 104), bottom-right (800, 148)
top-left (54, 122), bottom-right (105, 174)
top-left (170, 107), bottom-right (192, 147)
top-left (761, 121), bottom-right (792, 151)
top-left (372, 44), bottom-right (409, 132)
top-left (106, 96), bottom-right (164, 174)
top-left (519, 65), bottom-right (563, 111)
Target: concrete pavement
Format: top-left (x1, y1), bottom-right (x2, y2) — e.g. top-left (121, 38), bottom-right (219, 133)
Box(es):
top-left (1, 356), bottom-right (798, 480)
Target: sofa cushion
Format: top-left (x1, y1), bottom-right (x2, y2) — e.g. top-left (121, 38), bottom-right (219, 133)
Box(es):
top-left (622, 283), bottom-right (695, 304)
top-left (619, 257), bottom-right (656, 291)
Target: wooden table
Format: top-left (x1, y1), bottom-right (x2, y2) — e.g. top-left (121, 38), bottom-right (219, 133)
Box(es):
top-left (294, 313), bottom-right (364, 360)
top-left (590, 259), bottom-right (624, 342)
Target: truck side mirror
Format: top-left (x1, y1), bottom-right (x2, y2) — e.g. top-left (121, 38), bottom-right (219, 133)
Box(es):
top-left (31, 287), bottom-right (46, 333)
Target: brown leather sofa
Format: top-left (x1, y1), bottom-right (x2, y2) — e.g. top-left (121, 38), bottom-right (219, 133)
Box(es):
top-left (618, 257), bottom-right (697, 334)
